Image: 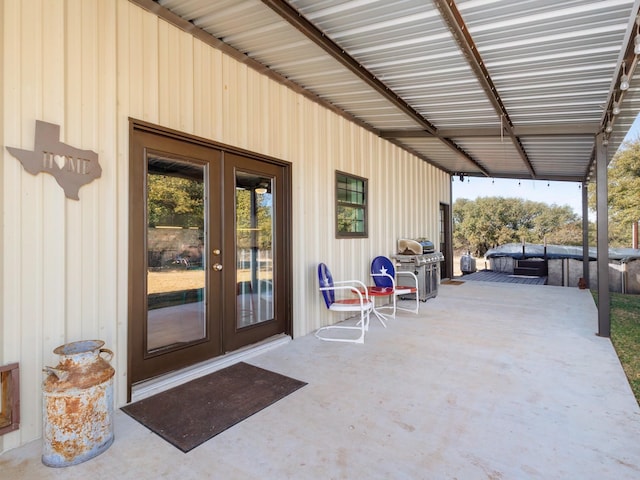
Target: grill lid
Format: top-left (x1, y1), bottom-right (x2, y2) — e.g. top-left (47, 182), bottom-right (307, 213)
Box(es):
top-left (418, 240), bottom-right (435, 254)
top-left (398, 238), bottom-right (435, 254)
top-left (397, 239), bottom-right (422, 255)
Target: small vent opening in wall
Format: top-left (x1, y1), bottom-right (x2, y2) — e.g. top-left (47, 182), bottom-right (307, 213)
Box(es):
top-left (0, 363), bottom-right (19, 435)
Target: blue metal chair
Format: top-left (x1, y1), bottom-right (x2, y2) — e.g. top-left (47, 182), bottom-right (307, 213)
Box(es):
top-left (316, 263), bottom-right (374, 344)
top-left (370, 256), bottom-right (419, 317)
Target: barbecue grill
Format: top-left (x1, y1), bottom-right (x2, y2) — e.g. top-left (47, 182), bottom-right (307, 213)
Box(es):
top-left (393, 239), bottom-right (444, 301)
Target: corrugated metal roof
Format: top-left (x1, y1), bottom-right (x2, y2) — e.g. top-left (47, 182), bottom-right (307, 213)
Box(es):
top-left (151, 0), bottom-right (640, 181)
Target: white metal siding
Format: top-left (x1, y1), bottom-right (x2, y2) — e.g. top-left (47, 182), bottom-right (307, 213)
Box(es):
top-left (0, 0), bottom-right (450, 452)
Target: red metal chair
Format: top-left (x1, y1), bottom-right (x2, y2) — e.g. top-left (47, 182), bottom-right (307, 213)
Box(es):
top-left (370, 256), bottom-right (419, 317)
top-left (316, 263), bottom-right (374, 344)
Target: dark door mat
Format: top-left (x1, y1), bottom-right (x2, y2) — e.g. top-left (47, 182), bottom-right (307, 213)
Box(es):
top-left (441, 280), bottom-right (464, 285)
top-left (121, 362), bottom-right (306, 452)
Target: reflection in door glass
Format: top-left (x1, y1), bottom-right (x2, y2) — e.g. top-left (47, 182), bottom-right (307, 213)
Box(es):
top-left (236, 172), bottom-right (274, 328)
top-left (146, 157), bottom-right (206, 352)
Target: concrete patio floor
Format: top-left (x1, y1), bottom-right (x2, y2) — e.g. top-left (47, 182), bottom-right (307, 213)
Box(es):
top-left (3, 281), bottom-right (640, 479)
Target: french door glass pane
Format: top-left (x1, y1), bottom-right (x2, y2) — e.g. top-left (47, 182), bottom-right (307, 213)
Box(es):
top-left (146, 157), bottom-right (206, 352)
top-left (236, 172), bottom-right (274, 328)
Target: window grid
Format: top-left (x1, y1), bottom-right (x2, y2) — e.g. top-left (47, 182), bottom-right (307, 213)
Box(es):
top-left (336, 171), bottom-right (368, 238)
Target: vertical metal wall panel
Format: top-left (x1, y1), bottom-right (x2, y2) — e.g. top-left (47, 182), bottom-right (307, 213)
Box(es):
top-left (0, 0), bottom-right (4, 448)
top-left (1, 0), bottom-right (19, 453)
top-left (193, 42), bottom-right (208, 137)
top-left (96, 0), bottom-right (119, 365)
top-left (115, 2), bottom-right (137, 410)
top-left (1, 0), bottom-right (450, 451)
top-left (142, 10), bottom-right (160, 122)
top-left (42, 0), bottom-right (67, 448)
top-left (0, 0), bottom-right (5, 418)
top-left (4, 0), bottom-right (45, 451)
top-left (68, 0), bottom-right (93, 341)
top-left (158, 21), bottom-right (176, 126)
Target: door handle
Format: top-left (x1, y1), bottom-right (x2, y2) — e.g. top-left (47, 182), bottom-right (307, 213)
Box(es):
top-left (212, 263), bottom-right (223, 271)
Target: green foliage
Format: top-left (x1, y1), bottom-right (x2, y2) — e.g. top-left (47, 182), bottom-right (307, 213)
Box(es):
top-left (594, 292), bottom-right (640, 406)
top-left (454, 196), bottom-right (583, 256)
top-left (148, 174), bottom-right (273, 250)
top-left (147, 174), bottom-right (204, 228)
top-left (236, 189), bottom-right (273, 250)
top-left (588, 139), bottom-right (640, 247)
top-left (337, 205), bottom-right (365, 234)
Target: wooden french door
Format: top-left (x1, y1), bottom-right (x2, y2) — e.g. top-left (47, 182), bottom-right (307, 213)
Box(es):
top-left (223, 152), bottom-right (289, 351)
top-left (128, 123), bottom-right (291, 389)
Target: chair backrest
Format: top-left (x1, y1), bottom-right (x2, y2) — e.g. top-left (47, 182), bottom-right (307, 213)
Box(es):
top-left (371, 256), bottom-right (395, 288)
top-left (318, 263), bottom-right (335, 308)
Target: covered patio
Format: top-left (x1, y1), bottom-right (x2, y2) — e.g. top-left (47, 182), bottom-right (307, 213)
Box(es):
top-left (6, 0), bottom-right (640, 466)
top-left (3, 281), bottom-right (639, 479)
top-left (137, 0), bottom-right (640, 332)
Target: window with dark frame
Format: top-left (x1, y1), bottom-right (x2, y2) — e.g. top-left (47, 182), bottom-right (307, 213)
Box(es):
top-left (335, 171), bottom-right (368, 238)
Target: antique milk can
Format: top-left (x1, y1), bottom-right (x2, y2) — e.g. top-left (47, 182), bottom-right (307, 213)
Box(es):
top-left (42, 340), bottom-right (115, 467)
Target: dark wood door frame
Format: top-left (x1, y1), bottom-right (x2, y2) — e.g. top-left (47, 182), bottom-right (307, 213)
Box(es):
top-left (222, 152), bottom-right (290, 352)
top-left (128, 129), bottom-right (222, 387)
top-left (128, 119), bottom-right (292, 398)
top-left (440, 203), bottom-right (453, 279)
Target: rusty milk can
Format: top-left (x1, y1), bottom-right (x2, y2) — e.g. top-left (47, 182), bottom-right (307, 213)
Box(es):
top-left (42, 340), bottom-right (115, 467)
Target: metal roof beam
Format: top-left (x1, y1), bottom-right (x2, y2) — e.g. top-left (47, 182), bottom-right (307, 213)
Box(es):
top-left (513, 125), bottom-right (600, 137)
top-left (461, 173), bottom-right (585, 182)
top-left (261, 0), bottom-right (437, 133)
top-left (433, 0), bottom-right (537, 178)
top-left (260, 0), bottom-right (490, 177)
top-left (381, 124), bottom-right (600, 138)
top-left (586, 6), bottom-right (640, 178)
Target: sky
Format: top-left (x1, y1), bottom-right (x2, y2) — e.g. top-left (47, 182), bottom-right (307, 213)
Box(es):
top-left (452, 115), bottom-right (640, 216)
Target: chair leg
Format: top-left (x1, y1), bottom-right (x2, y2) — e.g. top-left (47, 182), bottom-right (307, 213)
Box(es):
top-left (315, 326), bottom-right (365, 343)
top-left (372, 296), bottom-right (395, 321)
top-left (315, 324), bottom-right (365, 344)
top-left (315, 309), bottom-right (369, 344)
top-left (396, 291), bottom-right (420, 314)
top-left (360, 297), bottom-right (387, 327)
top-left (371, 309), bottom-right (387, 327)
top-left (392, 293), bottom-right (397, 318)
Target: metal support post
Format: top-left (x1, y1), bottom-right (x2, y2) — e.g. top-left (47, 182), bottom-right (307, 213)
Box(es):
top-left (596, 133), bottom-right (610, 337)
top-left (582, 181), bottom-right (589, 286)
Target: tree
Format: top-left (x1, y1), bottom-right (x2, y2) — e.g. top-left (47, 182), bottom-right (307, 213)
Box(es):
top-left (147, 173), bottom-right (273, 249)
top-left (235, 189), bottom-right (273, 250)
top-left (454, 196), bottom-right (582, 256)
top-left (588, 139), bottom-right (640, 247)
top-left (147, 174), bottom-right (204, 228)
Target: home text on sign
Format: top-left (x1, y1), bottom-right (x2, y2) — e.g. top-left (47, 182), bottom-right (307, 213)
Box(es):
top-left (6, 120), bottom-right (101, 200)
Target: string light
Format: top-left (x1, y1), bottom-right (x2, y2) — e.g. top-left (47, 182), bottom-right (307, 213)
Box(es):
top-left (620, 61), bottom-right (630, 91)
top-left (613, 99), bottom-right (621, 115)
top-left (605, 114), bottom-right (613, 133)
top-left (635, 16), bottom-right (640, 54)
